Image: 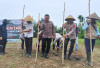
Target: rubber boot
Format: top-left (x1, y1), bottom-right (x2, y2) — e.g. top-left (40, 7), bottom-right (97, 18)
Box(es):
top-left (41, 51), bottom-right (44, 57)
top-left (45, 53), bottom-right (49, 59)
top-left (68, 53), bottom-right (71, 60)
top-left (87, 52), bottom-right (91, 66)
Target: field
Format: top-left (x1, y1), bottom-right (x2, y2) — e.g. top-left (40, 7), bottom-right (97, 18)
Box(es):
top-left (0, 39), bottom-right (100, 68)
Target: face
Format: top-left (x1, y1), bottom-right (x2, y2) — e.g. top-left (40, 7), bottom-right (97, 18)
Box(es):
top-left (45, 16), bottom-right (49, 22)
top-left (67, 19), bottom-right (73, 24)
top-left (27, 21), bottom-right (32, 24)
top-left (88, 19), bottom-right (92, 23)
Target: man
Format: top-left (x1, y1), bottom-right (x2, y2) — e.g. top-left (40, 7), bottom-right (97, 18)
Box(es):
top-left (0, 19), bottom-right (8, 55)
top-left (63, 15), bottom-right (76, 60)
top-left (20, 15), bottom-right (34, 58)
top-left (20, 33), bottom-right (24, 51)
top-left (75, 23), bottom-right (80, 51)
top-left (38, 14), bottom-right (55, 58)
top-left (53, 33), bottom-right (63, 55)
top-left (38, 31), bottom-right (43, 51)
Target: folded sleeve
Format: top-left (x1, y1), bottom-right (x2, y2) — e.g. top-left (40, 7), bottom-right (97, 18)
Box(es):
top-left (82, 22), bottom-right (89, 30)
top-left (96, 26), bottom-right (100, 36)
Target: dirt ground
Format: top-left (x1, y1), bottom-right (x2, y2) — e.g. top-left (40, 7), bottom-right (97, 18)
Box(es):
top-left (0, 41), bottom-right (100, 68)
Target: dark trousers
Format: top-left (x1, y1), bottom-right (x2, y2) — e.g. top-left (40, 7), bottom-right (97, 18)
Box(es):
top-left (42, 38), bottom-right (52, 54)
top-left (53, 39), bottom-right (60, 50)
top-left (64, 38), bottom-right (75, 55)
top-left (85, 38), bottom-right (95, 53)
top-left (25, 37), bottom-right (33, 55)
top-left (2, 39), bottom-right (7, 53)
top-left (21, 39), bottom-right (24, 50)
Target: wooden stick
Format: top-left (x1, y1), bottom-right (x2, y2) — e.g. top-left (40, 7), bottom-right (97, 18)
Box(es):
top-left (88, 0), bottom-right (93, 67)
top-left (62, 2), bottom-right (65, 65)
top-left (36, 13), bottom-right (40, 62)
top-left (18, 5), bottom-right (25, 51)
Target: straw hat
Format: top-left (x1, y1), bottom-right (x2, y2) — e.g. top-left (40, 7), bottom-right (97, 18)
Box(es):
top-left (65, 15), bottom-right (75, 21)
top-left (24, 15), bottom-right (33, 21)
top-left (86, 13), bottom-right (100, 20)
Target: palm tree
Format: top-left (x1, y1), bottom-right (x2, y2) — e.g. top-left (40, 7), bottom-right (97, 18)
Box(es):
top-left (77, 15), bottom-right (85, 26)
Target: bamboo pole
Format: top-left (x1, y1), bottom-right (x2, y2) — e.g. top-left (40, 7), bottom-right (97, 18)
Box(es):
top-left (36, 13), bottom-right (40, 62)
top-left (88, 0), bottom-right (93, 67)
top-left (62, 2), bottom-right (65, 65)
top-left (18, 5), bottom-right (25, 51)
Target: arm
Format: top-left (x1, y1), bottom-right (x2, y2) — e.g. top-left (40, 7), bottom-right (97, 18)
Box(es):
top-left (67, 24), bottom-right (76, 36)
top-left (52, 23), bottom-right (56, 38)
top-left (0, 26), bottom-right (2, 40)
top-left (23, 29), bottom-right (32, 32)
top-left (96, 26), bottom-right (100, 36)
top-left (82, 22), bottom-right (89, 30)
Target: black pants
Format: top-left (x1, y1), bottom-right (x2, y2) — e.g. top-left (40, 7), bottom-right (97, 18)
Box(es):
top-left (0, 39), bottom-right (7, 53)
top-left (53, 39), bottom-right (60, 50)
top-left (21, 39), bottom-right (24, 50)
top-left (42, 38), bottom-right (52, 54)
top-left (25, 37), bottom-right (33, 55)
top-left (64, 38), bottom-right (75, 55)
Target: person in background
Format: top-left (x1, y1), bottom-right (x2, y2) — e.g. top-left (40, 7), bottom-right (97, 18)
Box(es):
top-left (82, 13), bottom-right (100, 66)
top-left (0, 19), bottom-right (8, 55)
top-left (20, 15), bottom-right (34, 58)
top-left (38, 14), bottom-right (56, 59)
top-left (38, 31), bottom-right (43, 51)
top-left (63, 15), bottom-right (76, 60)
top-left (20, 33), bottom-right (25, 51)
top-left (75, 23), bottom-right (80, 51)
top-left (53, 33), bottom-right (63, 55)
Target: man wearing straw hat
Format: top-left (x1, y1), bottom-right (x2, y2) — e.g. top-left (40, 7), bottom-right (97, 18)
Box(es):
top-left (20, 15), bottom-right (34, 58)
top-left (82, 13), bottom-right (100, 66)
top-left (63, 15), bottom-right (76, 60)
top-left (38, 14), bottom-right (55, 58)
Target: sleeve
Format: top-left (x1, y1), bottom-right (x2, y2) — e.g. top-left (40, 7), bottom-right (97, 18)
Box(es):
top-left (96, 25), bottom-right (100, 36)
top-left (82, 22), bottom-right (89, 30)
top-left (52, 23), bottom-right (56, 38)
top-left (67, 24), bottom-right (76, 36)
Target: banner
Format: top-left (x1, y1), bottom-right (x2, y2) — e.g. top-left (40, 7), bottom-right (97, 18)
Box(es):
top-left (0, 19), bottom-right (22, 42)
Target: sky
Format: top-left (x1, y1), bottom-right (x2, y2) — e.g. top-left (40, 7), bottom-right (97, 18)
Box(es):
top-left (0, 0), bottom-right (100, 27)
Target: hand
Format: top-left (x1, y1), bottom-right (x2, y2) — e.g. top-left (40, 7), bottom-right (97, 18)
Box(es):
top-left (88, 19), bottom-right (92, 23)
top-left (38, 21), bottom-right (40, 26)
top-left (63, 34), bottom-right (68, 38)
top-left (20, 31), bottom-right (23, 34)
top-left (98, 36), bottom-right (100, 39)
top-left (0, 37), bottom-right (2, 40)
top-left (62, 23), bottom-right (65, 28)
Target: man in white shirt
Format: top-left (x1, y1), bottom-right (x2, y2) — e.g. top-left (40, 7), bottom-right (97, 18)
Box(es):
top-left (53, 33), bottom-right (63, 55)
top-left (20, 15), bottom-right (34, 58)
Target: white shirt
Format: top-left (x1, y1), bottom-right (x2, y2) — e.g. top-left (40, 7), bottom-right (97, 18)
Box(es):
top-left (55, 33), bottom-right (62, 39)
top-left (24, 22), bottom-right (34, 38)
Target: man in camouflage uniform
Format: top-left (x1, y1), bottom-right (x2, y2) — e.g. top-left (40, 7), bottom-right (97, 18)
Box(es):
top-left (63, 15), bottom-right (76, 60)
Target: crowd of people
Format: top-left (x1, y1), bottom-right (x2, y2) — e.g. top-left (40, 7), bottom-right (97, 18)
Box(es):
top-left (0, 13), bottom-right (100, 66)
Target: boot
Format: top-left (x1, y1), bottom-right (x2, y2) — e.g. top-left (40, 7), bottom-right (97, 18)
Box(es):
top-left (87, 52), bottom-right (91, 66)
top-left (68, 53), bottom-right (71, 60)
top-left (45, 53), bottom-right (49, 59)
top-left (41, 52), bottom-right (44, 57)
top-left (64, 54), bottom-right (67, 59)
top-left (86, 52), bottom-right (88, 61)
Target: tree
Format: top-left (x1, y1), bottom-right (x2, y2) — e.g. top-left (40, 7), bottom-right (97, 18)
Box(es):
top-left (77, 15), bottom-right (85, 26)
